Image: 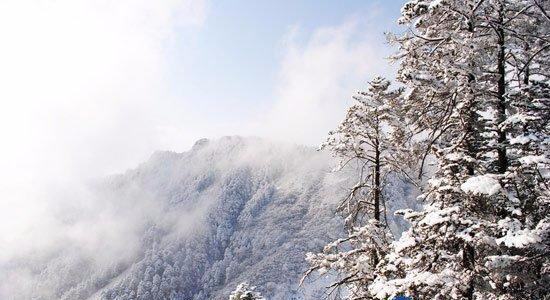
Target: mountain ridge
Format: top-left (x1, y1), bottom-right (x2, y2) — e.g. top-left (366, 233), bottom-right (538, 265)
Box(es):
top-left (1, 136), bottom-right (417, 300)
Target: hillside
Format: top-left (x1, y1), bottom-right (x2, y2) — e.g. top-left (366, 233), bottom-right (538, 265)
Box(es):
top-left (2, 137), bottom-right (417, 300)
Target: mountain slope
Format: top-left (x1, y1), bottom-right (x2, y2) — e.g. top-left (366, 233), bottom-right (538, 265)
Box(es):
top-left (97, 136), bottom-right (347, 300)
top-left (2, 136), bottom-right (417, 300)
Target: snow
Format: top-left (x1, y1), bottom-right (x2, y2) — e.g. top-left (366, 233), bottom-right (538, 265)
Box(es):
top-left (502, 113), bottom-right (535, 126)
top-left (509, 134), bottom-right (538, 145)
top-left (2, 137), bottom-right (351, 300)
top-left (429, 0), bottom-right (445, 10)
top-left (393, 230), bottom-right (416, 253)
top-left (460, 175), bottom-right (502, 196)
top-left (4, 136), bottom-right (417, 300)
top-left (229, 283), bottom-right (265, 300)
top-left (418, 206), bottom-right (459, 226)
top-left (485, 255), bottom-right (522, 269)
top-left (369, 268), bottom-right (460, 299)
top-left (519, 155), bottom-right (548, 165)
top-left (496, 229), bottom-right (541, 248)
top-left (496, 218), bottom-right (547, 248)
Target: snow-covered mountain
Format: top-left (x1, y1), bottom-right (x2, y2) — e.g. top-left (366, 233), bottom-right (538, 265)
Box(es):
top-left (2, 136), bottom-right (417, 300)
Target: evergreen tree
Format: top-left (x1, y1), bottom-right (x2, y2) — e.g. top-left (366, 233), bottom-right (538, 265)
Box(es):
top-left (367, 1), bottom-right (550, 299)
top-left (308, 1), bottom-right (549, 299)
top-left (320, 76), bottom-right (411, 226)
top-left (304, 77), bottom-right (416, 298)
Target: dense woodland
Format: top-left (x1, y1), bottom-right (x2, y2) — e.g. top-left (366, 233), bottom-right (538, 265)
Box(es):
top-left (296, 0), bottom-right (550, 299)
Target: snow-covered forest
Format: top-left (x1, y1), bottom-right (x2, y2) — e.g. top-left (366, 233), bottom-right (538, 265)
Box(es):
top-left (301, 0), bottom-right (550, 299)
top-left (0, 137), bottom-right (417, 299)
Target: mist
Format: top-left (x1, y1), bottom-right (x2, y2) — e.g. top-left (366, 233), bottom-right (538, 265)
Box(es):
top-left (0, 1), bottom-right (398, 298)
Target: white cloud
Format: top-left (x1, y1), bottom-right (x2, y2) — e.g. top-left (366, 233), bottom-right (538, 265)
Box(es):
top-left (0, 0), bottom-right (207, 181)
top-left (0, 0), bottom-right (207, 272)
top-left (260, 13), bottom-right (396, 146)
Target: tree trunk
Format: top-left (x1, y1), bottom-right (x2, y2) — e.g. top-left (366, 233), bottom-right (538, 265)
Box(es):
top-left (463, 243), bottom-right (476, 299)
top-left (496, 6), bottom-right (508, 174)
top-left (524, 43), bottom-right (530, 85)
top-left (374, 142), bottom-right (381, 222)
top-left (467, 73), bottom-right (476, 176)
top-left (370, 139), bottom-right (381, 267)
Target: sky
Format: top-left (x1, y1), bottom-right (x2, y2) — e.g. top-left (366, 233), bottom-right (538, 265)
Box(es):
top-left (0, 0), bottom-right (405, 254)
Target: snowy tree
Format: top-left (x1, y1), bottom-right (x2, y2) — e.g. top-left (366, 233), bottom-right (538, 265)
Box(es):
top-left (307, 1), bottom-right (549, 299)
top-left (365, 0), bottom-right (550, 299)
top-left (304, 220), bottom-right (393, 299)
top-left (229, 283), bottom-right (265, 300)
top-left (320, 76), bottom-right (413, 226)
top-left (304, 77), bottom-right (418, 298)
top-left (494, 15), bottom-right (550, 297)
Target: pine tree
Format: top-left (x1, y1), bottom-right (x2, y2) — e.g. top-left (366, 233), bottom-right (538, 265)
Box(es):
top-left (491, 2), bottom-right (550, 296)
top-left (304, 77), bottom-right (416, 298)
top-left (320, 76), bottom-right (411, 226)
top-left (304, 1), bottom-right (548, 299)
top-left (366, 1), bottom-right (550, 299)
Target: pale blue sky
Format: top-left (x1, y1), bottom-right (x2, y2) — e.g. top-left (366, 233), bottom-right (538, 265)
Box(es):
top-left (166, 0), bottom-right (405, 126)
top-left (0, 0), bottom-right (406, 190)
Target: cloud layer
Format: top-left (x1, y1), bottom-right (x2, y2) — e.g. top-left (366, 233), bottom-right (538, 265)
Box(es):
top-left (0, 0), bottom-right (207, 180)
top-left (259, 13), bottom-right (396, 145)
top-left (0, 0), bottom-right (208, 269)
